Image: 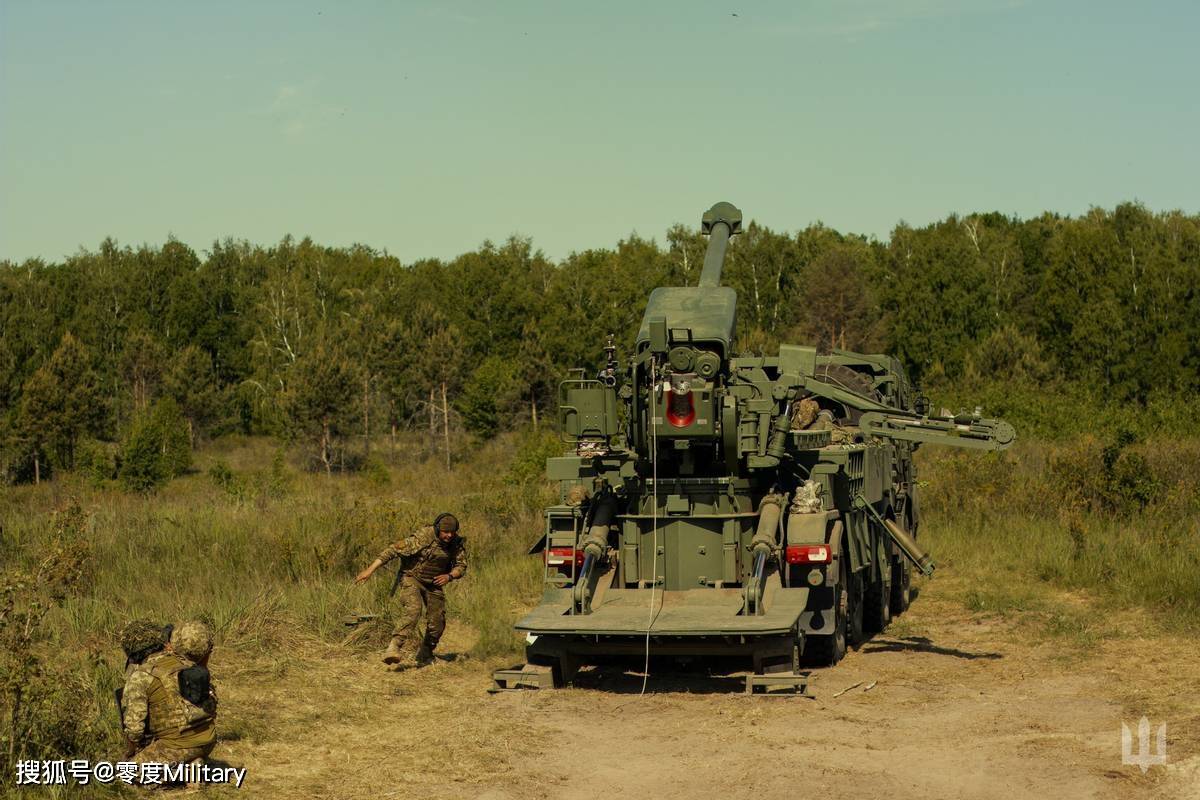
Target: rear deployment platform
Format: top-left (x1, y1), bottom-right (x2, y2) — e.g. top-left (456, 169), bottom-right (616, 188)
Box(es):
top-left (495, 586), bottom-right (811, 689)
top-left (516, 586), bottom-right (808, 637)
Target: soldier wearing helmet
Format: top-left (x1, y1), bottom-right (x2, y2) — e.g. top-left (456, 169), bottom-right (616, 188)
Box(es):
top-left (355, 512), bottom-right (468, 668)
top-left (171, 620), bottom-right (216, 668)
top-left (118, 619), bottom-right (217, 766)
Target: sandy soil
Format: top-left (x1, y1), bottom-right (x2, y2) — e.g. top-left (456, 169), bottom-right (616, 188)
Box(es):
top-left (208, 583), bottom-right (1199, 800)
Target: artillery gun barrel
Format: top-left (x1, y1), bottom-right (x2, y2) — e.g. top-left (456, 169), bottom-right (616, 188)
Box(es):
top-left (698, 223), bottom-right (732, 287)
top-left (698, 201), bottom-right (744, 287)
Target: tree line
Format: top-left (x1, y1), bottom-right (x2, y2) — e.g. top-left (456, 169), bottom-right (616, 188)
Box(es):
top-left (2, 202), bottom-right (1197, 484)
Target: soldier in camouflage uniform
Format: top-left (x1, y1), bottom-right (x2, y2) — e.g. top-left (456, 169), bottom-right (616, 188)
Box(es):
top-left (118, 619), bottom-right (217, 768)
top-left (355, 513), bottom-right (468, 668)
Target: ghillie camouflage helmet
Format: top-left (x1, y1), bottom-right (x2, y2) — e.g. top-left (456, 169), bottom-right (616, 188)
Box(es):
top-left (566, 485), bottom-right (590, 507)
top-left (171, 620), bottom-right (214, 662)
top-left (120, 619), bottom-right (169, 659)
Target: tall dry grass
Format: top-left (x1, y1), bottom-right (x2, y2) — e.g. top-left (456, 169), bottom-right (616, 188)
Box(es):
top-left (0, 429), bottom-right (556, 791)
top-left (917, 435), bottom-right (1200, 625)
top-left (3, 427), bottom-right (1198, 789)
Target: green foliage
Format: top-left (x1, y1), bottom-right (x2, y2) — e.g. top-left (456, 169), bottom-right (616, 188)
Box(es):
top-left (75, 439), bottom-right (118, 487)
top-left (920, 436), bottom-right (1200, 624)
top-left (458, 356), bottom-right (525, 436)
top-left (506, 429), bottom-right (562, 486)
top-left (361, 455), bottom-right (391, 486)
top-left (278, 335), bottom-right (364, 474)
top-left (1048, 431), bottom-right (1163, 516)
top-left (1, 201), bottom-right (1199, 486)
top-left (267, 447), bottom-right (294, 497)
top-left (208, 459), bottom-right (246, 500)
top-left (14, 333), bottom-right (103, 473)
top-left (163, 344), bottom-right (222, 447)
top-left (963, 324), bottom-right (1054, 385)
top-left (789, 240), bottom-right (880, 352)
top-left (118, 399), bottom-right (192, 491)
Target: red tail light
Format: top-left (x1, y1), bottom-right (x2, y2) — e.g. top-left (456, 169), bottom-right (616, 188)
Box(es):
top-left (785, 544), bottom-right (831, 564)
top-left (544, 547), bottom-right (585, 567)
top-left (665, 390), bottom-right (696, 427)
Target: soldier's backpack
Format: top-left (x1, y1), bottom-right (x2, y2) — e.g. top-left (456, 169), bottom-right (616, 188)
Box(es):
top-left (177, 665), bottom-right (211, 707)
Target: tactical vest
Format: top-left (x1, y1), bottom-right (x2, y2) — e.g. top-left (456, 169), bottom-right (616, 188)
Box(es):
top-left (404, 538), bottom-right (459, 583)
top-left (145, 654), bottom-right (217, 748)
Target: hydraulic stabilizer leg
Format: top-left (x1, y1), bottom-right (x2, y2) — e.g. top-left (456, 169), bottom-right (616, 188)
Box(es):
top-left (744, 493), bottom-right (785, 615)
top-left (573, 489), bottom-right (618, 614)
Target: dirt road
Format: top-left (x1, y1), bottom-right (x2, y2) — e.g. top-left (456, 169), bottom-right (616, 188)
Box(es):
top-left (214, 582), bottom-right (1198, 800)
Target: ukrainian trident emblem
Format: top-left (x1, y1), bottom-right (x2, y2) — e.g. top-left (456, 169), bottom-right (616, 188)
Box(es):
top-left (1121, 717), bottom-right (1166, 773)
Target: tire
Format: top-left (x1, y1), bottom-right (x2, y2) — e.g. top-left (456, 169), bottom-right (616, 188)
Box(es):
top-left (846, 563), bottom-right (865, 647)
top-left (802, 553), bottom-right (849, 667)
top-left (892, 560), bottom-right (912, 614)
top-left (812, 364), bottom-right (879, 424)
top-left (864, 538), bottom-right (893, 634)
top-left (890, 522), bottom-right (914, 615)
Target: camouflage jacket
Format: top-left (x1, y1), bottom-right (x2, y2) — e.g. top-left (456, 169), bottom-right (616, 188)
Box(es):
top-left (376, 526), bottom-right (468, 583)
top-left (121, 651), bottom-right (217, 748)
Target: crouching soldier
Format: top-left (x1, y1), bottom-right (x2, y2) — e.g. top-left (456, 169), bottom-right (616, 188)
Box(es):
top-left (354, 512), bottom-right (467, 668)
top-left (118, 619), bottom-right (218, 767)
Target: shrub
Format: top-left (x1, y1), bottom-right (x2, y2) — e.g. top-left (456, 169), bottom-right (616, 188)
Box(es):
top-left (266, 447), bottom-right (293, 497)
top-left (75, 438), bottom-right (117, 486)
top-left (1048, 431), bottom-right (1163, 516)
top-left (361, 455), bottom-right (391, 486)
top-left (208, 459), bottom-right (248, 501)
top-left (505, 429), bottom-right (561, 486)
top-left (458, 357), bottom-right (526, 436)
top-left (1, 502), bottom-right (108, 769)
top-left (119, 399), bottom-right (192, 491)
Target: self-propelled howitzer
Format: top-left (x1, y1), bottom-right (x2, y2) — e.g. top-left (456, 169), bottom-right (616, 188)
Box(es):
top-left (496, 202), bottom-right (1014, 691)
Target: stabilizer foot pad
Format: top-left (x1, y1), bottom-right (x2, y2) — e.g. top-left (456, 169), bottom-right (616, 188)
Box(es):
top-left (745, 672), bottom-right (814, 696)
top-left (489, 665), bottom-right (555, 692)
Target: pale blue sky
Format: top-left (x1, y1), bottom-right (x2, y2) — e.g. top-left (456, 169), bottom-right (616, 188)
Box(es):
top-left (2, 0), bottom-right (1196, 263)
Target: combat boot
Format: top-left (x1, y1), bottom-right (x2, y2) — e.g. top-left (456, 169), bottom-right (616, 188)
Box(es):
top-left (415, 642), bottom-right (434, 665)
top-left (382, 636), bottom-right (408, 665)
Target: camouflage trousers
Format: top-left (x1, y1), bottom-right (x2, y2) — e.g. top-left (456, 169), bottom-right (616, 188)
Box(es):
top-left (393, 576), bottom-right (446, 656)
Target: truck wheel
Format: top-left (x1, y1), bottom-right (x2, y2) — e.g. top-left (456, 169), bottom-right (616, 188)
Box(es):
top-left (846, 566), bottom-right (865, 647)
top-left (864, 539), bottom-right (892, 634)
top-left (812, 364), bottom-right (880, 424)
top-left (890, 557), bottom-right (911, 614)
top-left (802, 557), bottom-right (849, 667)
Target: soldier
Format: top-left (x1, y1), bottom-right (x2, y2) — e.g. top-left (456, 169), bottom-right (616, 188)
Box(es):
top-left (354, 512), bottom-right (468, 668)
top-left (168, 620), bottom-right (218, 733)
top-left (118, 619), bottom-right (217, 767)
